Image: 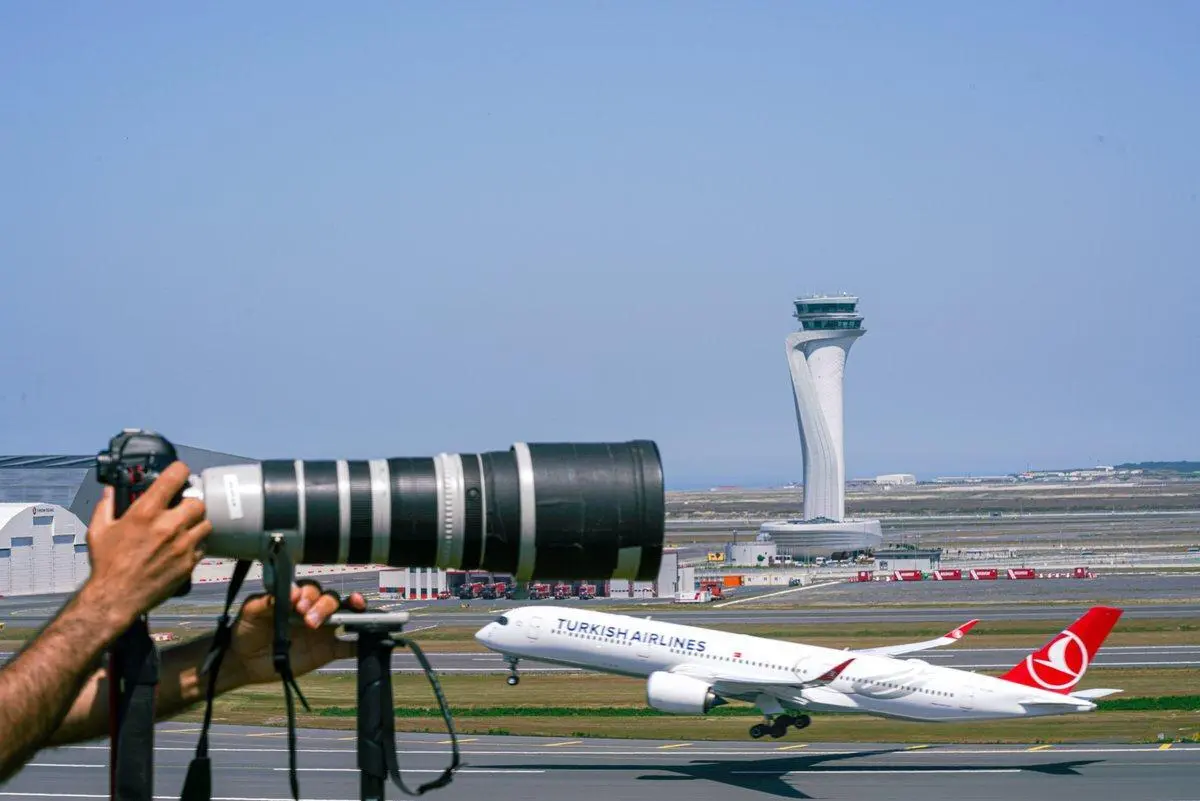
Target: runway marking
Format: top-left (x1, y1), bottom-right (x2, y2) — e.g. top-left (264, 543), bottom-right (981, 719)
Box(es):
top-left (713, 581), bottom-right (842, 607)
top-left (58, 744), bottom-right (1200, 758)
top-left (658, 742), bottom-right (693, 749)
top-left (275, 768), bottom-right (545, 774)
top-left (0, 795), bottom-right (396, 801)
top-left (1027, 744), bottom-right (1053, 751)
top-left (905, 744), bottom-right (930, 750)
top-left (441, 737), bottom-right (477, 744)
top-left (547, 739), bottom-right (583, 746)
top-left (733, 769), bottom-right (1023, 775)
top-left (160, 727), bottom-right (203, 733)
top-left (246, 731), bottom-right (288, 737)
top-left (1161, 743), bottom-right (1174, 750)
top-left (776, 743), bottom-right (810, 750)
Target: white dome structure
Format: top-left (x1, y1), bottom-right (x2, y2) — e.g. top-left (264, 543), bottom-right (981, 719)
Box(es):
top-left (0, 503), bottom-right (90, 596)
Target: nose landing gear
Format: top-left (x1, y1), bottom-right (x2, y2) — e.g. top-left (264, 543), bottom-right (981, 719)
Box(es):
top-left (749, 714), bottom-right (812, 739)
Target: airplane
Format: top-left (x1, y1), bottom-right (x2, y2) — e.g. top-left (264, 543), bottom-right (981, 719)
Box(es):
top-left (473, 604), bottom-right (1123, 740)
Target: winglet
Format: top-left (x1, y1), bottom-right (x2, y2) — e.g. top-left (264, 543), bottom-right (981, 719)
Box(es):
top-left (815, 658), bottom-right (854, 684)
top-left (945, 619), bottom-right (979, 641)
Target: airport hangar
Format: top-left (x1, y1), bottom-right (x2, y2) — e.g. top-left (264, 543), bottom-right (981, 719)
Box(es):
top-left (0, 447), bottom-right (257, 597)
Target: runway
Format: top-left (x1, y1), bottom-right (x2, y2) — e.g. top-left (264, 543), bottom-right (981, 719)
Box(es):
top-left (3, 643), bottom-right (1194, 674)
top-left (4, 598), bottom-right (1200, 632)
top-left (312, 644), bottom-right (1200, 675)
top-left (3, 725), bottom-right (1197, 801)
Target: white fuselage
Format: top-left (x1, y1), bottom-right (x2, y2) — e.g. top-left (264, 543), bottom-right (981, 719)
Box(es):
top-left (474, 606), bottom-right (1097, 722)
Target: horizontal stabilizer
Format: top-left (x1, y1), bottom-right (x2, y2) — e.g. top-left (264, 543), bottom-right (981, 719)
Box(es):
top-left (1071, 688), bottom-right (1122, 701)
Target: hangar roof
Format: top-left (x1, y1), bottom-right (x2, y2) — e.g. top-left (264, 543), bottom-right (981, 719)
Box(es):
top-left (0, 444), bottom-right (253, 520)
top-left (0, 503), bottom-right (34, 531)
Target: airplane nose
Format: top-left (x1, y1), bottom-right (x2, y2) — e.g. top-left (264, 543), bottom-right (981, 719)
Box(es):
top-left (475, 623), bottom-right (493, 645)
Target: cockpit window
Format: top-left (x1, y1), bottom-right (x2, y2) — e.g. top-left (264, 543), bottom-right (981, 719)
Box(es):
top-left (496, 615), bottom-right (509, 626)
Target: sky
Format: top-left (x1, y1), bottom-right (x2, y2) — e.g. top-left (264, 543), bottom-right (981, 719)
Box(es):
top-left (1, 2), bottom-right (1197, 489)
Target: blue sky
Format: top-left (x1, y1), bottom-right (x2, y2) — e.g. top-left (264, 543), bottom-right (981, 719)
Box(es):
top-left (1, 2), bottom-right (1197, 488)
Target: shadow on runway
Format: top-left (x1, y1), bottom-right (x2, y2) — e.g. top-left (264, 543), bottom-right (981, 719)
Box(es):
top-left (492, 749), bottom-right (1104, 799)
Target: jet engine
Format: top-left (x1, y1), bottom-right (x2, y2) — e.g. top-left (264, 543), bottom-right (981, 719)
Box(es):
top-left (646, 671), bottom-right (725, 715)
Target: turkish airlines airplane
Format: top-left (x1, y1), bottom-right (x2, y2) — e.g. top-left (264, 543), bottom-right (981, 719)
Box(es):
top-left (474, 604), bottom-right (1123, 739)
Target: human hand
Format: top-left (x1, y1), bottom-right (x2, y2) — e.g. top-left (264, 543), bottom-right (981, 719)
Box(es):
top-left (221, 581), bottom-right (368, 689)
top-left (81, 462), bottom-right (211, 631)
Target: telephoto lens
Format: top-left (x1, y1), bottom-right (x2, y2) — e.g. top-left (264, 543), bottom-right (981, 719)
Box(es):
top-left (187, 441), bottom-right (665, 582)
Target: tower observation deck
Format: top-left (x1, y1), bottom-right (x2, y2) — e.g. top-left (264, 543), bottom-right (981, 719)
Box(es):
top-left (759, 293), bottom-right (882, 558)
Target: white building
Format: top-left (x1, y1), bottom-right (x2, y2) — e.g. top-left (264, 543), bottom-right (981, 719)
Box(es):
top-left (608, 548), bottom-right (683, 599)
top-left (760, 294), bottom-right (883, 556)
top-left (725, 539), bottom-right (778, 566)
top-left (0, 503), bottom-right (90, 596)
top-left (875, 473), bottom-right (917, 486)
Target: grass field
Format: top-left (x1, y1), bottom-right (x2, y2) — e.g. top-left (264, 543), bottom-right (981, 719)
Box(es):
top-left (171, 667), bottom-right (1200, 744)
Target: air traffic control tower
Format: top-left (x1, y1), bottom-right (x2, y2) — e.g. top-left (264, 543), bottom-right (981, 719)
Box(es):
top-left (760, 295), bottom-right (883, 557)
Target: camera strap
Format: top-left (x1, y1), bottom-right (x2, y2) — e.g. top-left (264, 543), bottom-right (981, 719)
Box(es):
top-left (110, 617), bottom-right (160, 801)
top-left (180, 558), bottom-right (252, 801)
top-left (388, 637), bottom-right (462, 795)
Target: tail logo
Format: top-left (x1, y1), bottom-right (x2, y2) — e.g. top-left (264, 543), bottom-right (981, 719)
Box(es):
top-left (1026, 630), bottom-right (1089, 690)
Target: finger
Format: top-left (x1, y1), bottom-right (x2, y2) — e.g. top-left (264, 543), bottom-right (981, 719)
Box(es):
top-left (89, 487), bottom-right (115, 532)
top-left (156, 497), bottom-right (207, 535)
top-left (239, 592), bottom-right (272, 619)
top-left (344, 592), bottom-right (367, 612)
top-left (130, 461), bottom-right (192, 515)
top-left (180, 518), bottom-right (213, 559)
top-left (295, 582), bottom-right (322, 615)
top-left (303, 591), bottom-right (342, 628)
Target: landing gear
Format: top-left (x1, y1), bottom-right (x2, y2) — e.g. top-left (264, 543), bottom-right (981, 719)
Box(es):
top-left (748, 713), bottom-right (811, 739)
top-left (505, 657), bottom-right (520, 686)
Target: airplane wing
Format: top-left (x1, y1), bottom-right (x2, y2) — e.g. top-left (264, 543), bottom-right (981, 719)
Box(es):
top-left (671, 658), bottom-right (855, 696)
top-left (851, 619), bottom-right (979, 658)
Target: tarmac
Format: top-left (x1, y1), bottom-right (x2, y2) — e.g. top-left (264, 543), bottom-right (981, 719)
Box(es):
top-left (3, 725), bottom-right (1197, 801)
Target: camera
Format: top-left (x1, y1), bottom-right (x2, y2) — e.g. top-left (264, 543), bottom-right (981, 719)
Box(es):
top-left (96, 430), bottom-right (667, 801)
top-left (182, 440), bottom-right (665, 582)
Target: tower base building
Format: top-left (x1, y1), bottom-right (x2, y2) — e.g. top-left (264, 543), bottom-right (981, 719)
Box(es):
top-left (758, 518), bottom-right (882, 560)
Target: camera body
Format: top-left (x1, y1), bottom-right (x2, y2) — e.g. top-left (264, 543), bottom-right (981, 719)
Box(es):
top-left (96, 428), bottom-right (192, 597)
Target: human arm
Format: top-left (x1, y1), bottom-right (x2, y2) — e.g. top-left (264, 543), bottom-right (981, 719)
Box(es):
top-left (44, 581), bottom-right (367, 747)
top-left (0, 464), bottom-right (209, 782)
top-left (0, 582), bottom-right (137, 780)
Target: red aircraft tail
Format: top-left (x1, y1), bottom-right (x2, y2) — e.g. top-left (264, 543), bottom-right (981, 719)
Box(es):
top-left (998, 606), bottom-right (1122, 694)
